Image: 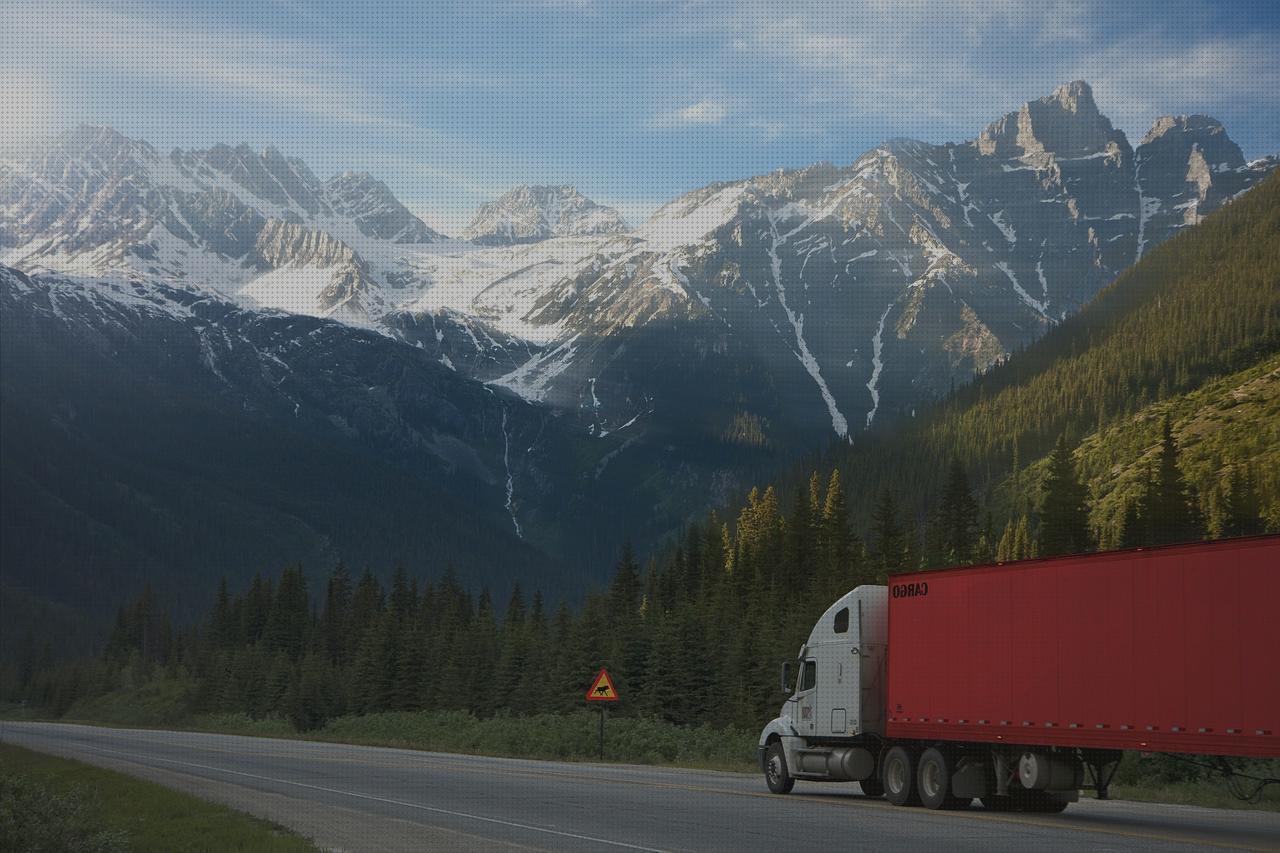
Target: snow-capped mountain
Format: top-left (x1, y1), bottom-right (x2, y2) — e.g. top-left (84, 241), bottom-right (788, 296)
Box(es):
top-left (1, 83), bottom-right (1274, 449)
top-left (406, 81), bottom-right (1273, 443)
top-left (463, 185), bottom-right (627, 245)
top-left (0, 125), bottom-right (444, 326)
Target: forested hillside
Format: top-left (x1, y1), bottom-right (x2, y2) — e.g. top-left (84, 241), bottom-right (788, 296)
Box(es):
top-left (823, 168), bottom-right (1280, 536)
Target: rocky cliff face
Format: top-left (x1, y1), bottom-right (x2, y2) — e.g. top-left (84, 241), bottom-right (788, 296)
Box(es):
top-left (463, 185), bottom-right (627, 244)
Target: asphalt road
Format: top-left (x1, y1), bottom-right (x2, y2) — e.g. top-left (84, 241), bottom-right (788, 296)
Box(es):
top-left (2, 722), bottom-right (1276, 852)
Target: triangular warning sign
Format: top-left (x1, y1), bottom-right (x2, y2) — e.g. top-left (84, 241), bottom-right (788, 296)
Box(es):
top-left (585, 668), bottom-right (619, 702)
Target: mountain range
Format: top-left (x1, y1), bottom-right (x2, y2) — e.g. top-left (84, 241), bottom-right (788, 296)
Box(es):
top-left (1, 81), bottom-right (1275, 646)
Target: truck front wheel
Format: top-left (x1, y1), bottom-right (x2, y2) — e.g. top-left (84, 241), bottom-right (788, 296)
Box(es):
top-left (764, 741), bottom-right (795, 794)
top-left (883, 746), bottom-right (920, 806)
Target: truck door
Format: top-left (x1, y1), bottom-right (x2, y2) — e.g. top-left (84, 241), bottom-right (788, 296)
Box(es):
top-left (796, 658), bottom-right (817, 736)
top-left (816, 644), bottom-right (854, 737)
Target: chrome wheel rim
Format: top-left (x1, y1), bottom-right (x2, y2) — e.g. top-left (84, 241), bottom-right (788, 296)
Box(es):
top-left (921, 760), bottom-right (941, 800)
top-left (887, 757), bottom-right (906, 794)
top-left (767, 754), bottom-right (783, 786)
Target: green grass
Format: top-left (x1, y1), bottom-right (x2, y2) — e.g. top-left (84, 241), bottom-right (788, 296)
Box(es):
top-left (0, 743), bottom-right (320, 852)
top-left (188, 709), bottom-right (762, 772)
top-left (1109, 782), bottom-right (1280, 811)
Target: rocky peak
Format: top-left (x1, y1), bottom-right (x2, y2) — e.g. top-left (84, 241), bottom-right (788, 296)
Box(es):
top-left (34, 124), bottom-right (159, 174)
top-left (182, 142), bottom-right (330, 217)
top-left (1138, 115), bottom-right (1245, 171)
top-left (464, 185), bottom-right (627, 245)
top-left (1047, 80), bottom-right (1099, 115)
top-left (324, 171), bottom-right (443, 244)
top-left (977, 80), bottom-right (1125, 164)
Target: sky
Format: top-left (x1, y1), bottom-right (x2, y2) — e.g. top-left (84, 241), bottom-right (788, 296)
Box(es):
top-left (2, 0), bottom-right (1277, 235)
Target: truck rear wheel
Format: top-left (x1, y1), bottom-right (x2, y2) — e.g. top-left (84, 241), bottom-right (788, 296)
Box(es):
top-left (917, 748), bottom-right (969, 810)
top-left (883, 746), bottom-right (920, 806)
top-left (859, 776), bottom-right (885, 798)
top-left (764, 741), bottom-right (795, 794)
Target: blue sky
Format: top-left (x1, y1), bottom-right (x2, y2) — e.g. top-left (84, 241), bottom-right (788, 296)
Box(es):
top-left (3, 0), bottom-right (1277, 233)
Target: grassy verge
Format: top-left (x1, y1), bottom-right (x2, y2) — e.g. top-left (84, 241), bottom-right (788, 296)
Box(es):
top-left (0, 743), bottom-right (319, 852)
top-left (190, 709), bottom-right (761, 771)
top-left (1109, 782), bottom-right (1280, 811)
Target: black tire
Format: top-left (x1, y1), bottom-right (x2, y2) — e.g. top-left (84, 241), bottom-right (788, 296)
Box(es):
top-left (859, 775), bottom-right (885, 798)
top-left (882, 746), bottom-right (920, 806)
top-left (917, 748), bottom-right (968, 810)
top-left (764, 741), bottom-right (795, 794)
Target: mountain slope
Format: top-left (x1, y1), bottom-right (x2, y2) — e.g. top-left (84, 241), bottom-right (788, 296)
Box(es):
top-left (0, 266), bottom-right (576, 646)
top-left (822, 168), bottom-right (1280, 528)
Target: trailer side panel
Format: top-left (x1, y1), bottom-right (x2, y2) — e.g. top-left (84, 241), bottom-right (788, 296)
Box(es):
top-left (884, 537), bottom-right (1280, 757)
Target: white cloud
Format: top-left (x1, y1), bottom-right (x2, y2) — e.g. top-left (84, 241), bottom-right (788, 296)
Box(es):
top-left (0, 2), bottom-right (479, 135)
top-left (677, 100), bottom-right (728, 124)
top-left (669, 0), bottom-right (1277, 152)
top-left (651, 98), bottom-right (730, 128)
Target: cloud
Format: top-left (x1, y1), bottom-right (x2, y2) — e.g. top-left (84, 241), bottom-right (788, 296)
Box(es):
top-left (676, 100), bottom-right (728, 124)
top-left (0, 2), bottom-right (470, 135)
top-left (651, 99), bottom-right (730, 128)
top-left (667, 0), bottom-right (1278, 152)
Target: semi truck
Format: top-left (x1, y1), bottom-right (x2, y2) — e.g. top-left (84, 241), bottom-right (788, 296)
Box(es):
top-left (757, 535), bottom-right (1280, 811)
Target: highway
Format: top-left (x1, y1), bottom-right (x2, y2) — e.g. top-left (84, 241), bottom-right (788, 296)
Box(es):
top-left (2, 721), bottom-right (1277, 852)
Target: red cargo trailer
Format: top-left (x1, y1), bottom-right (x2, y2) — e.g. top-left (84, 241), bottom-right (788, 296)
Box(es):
top-left (886, 536), bottom-right (1280, 759)
top-left (758, 535), bottom-right (1280, 811)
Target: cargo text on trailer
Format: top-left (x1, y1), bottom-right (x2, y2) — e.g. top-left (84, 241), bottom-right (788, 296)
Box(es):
top-left (757, 536), bottom-right (1280, 811)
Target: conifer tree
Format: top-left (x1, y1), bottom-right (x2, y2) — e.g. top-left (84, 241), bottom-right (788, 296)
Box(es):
top-left (819, 469), bottom-right (855, 596)
top-left (933, 459), bottom-right (978, 565)
top-left (1222, 465), bottom-right (1264, 536)
top-left (1143, 416), bottom-right (1204, 545)
top-left (870, 489), bottom-right (907, 579)
top-left (321, 562), bottom-right (352, 666)
top-left (1038, 435), bottom-right (1094, 556)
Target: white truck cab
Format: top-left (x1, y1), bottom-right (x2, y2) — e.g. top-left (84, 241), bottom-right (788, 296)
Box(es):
top-left (758, 586), bottom-right (888, 795)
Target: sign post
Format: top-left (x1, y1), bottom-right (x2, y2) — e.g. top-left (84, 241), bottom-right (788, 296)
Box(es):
top-left (585, 668), bottom-right (619, 760)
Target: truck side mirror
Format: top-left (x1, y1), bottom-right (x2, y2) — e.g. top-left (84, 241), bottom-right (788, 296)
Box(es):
top-left (780, 661), bottom-right (794, 695)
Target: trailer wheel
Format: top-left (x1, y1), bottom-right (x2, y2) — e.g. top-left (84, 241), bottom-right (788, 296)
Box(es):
top-left (764, 741), bottom-right (795, 794)
top-left (882, 746), bottom-right (920, 806)
top-left (859, 776), bottom-right (885, 798)
top-left (917, 748), bottom-right (969, 809)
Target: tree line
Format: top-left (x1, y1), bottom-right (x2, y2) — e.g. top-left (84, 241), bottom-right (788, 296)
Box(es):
top-left (9, 416), bottom-right (1268, 731)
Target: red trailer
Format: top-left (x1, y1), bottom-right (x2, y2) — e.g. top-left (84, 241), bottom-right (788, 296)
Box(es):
top-left (758, 536), bottom-right (1280, 811)
top-left (886, 536), bottom-right (1280, 759)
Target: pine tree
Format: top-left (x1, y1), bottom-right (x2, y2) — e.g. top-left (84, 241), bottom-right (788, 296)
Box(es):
top-left (933, 459), bottom-right (978, 565)
top-left (870, 489), bottom-right (906, 579)
top-left (816, 469), bottom-right (859, 597)
top-left (1144, 416), bottom-right (1204, 545)
top-left (321, 562), bottom-right (352, 666)
top-left (1222, 465), bottom-right (1264, 537)
top-left (1038, 435), bottom-right (1094, 556)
